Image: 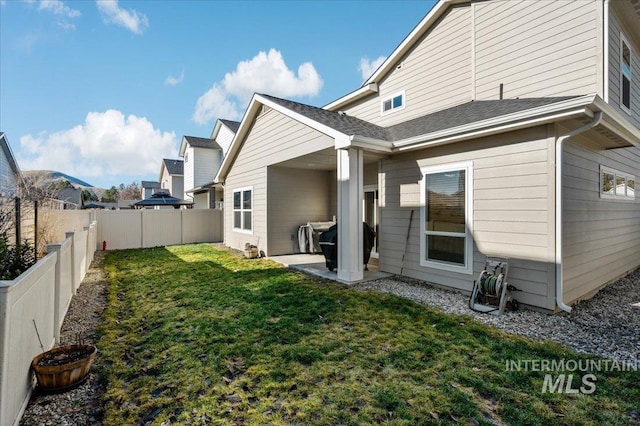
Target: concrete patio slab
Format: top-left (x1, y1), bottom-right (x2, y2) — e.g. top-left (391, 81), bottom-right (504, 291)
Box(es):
top-left (269, 253), bottom-right (392, 284)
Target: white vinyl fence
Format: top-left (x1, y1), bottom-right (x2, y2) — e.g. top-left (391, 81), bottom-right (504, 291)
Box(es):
top-left (0, 221), bottom-right (97, 426)
top-left (97, 209), bottom-right (223, 250)
top-left (0, 208), bottom-right (223, 426)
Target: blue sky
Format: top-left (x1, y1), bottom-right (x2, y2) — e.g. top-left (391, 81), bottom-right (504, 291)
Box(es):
top-left (1, 0), bottom-right (435, 189)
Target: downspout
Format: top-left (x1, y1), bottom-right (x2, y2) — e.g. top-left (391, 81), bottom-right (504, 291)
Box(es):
top-left (555, 111), bottom-right (603, 312)
top-left (603, 0), bottom-right (610, 102)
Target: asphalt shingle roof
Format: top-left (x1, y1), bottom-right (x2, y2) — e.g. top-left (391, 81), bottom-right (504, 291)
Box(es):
top-left (219, 119), bottom-right (241, 133)
top-left (184, 135), bottom-right (222, 150)
top-left (260, 94), bottom-right (389, 141)
top-left (385, 97), bottom-right (577, 141)
top-left (260, 94), bottom-right (580, 143)
top-left (162, 158), bottom-right (184, 175)
top-left (141, 180), bottom-right (161, 188)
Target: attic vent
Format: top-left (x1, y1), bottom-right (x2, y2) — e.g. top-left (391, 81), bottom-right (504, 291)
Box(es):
top-left (259, 105), bottom-right (272, 116)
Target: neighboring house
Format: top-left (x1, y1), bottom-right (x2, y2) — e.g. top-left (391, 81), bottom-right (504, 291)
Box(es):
top-left (0, 132), bottom-right (24, 198)
top-left (180, 119), bottom-right (240, 209)
top-left (159, 158), bottom-right (184, 197)
top-left (216, 0), bottom-right (640, 312)
top-left (141, 181), bottom-right (161, 199)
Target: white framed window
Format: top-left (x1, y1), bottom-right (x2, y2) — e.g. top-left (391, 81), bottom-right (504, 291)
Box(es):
top-left (381, 90), bottom-right (405, 115)
top-left (420, 161), bottom-right (473, 274)
top-left (233, 186), bottom-right (253, 233)
top-left (600, 165), bottom-right (635, 200)
top-left (620, 34), bottom-right (632, 112)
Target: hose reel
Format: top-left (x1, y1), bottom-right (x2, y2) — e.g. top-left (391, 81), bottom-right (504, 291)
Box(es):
top-left (469, 257), bottom-right (515, 317)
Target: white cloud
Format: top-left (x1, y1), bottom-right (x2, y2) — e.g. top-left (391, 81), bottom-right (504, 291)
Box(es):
top-left (96, 0), bottom-right (148, 35)
top-left (164, 70), bottom-right (184, 86)
top-left (17, 110), bottom-right (178, 180)
top-left (359, 56), bottom-right (387, 81)
top-left (38, 0), bottom-right (80, 18)
top-left (193, 48), bottom-right (323, 125)
top-left (57, 21), bottom-right (76, 31)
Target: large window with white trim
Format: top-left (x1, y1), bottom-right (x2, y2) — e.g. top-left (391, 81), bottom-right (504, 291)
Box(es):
top-left (621, 34), bottom-right (632, 112)
top-left (420, 162), bottom-right (473, 274)
top-left (233, 187), bottom-right (253, 232)
top-left (601, 166), bottom-right (635, 199)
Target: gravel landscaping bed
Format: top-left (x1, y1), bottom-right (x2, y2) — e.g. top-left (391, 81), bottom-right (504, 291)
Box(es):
top-left (354, 268), bottom-right (640, 366)
top-left (18, 251), bottom-right (638, 424)
top-left (20, 251), bottom-right (107, 426)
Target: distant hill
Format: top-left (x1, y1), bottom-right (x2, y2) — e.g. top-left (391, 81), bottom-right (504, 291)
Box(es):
top-left (22, 170), bottom-right (95, 189)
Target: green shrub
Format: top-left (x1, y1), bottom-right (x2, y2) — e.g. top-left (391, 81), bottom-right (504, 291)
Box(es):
top-left (0, 235), bottom-right (36, 280)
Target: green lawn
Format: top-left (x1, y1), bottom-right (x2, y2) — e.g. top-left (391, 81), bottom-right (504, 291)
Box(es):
top-left (98, 244), bottom-right (639, 425)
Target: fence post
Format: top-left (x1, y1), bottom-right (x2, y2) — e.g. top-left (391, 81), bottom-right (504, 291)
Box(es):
top-left (47, 244), bottom-right (62, 344)
top-left (65, 232), bottom-right (76, 292)
top-left (0, 282), bottom-right (12, 426)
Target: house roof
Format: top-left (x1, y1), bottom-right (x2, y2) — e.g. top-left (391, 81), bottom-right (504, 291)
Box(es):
top-left (162, 158), bottom-right (184, 175)
top-left (141, 180), bottom-right (161, 188)
top-left (386, 97), bottom-right (577, 142)
top-left (184, 135), bottom-right (222, 150)
top-left (263, 95), bottom-right (579, 143)
top-left (261, 94), bottom-right (389, 140)
top-left (219, 119), bottom-right (241, 133)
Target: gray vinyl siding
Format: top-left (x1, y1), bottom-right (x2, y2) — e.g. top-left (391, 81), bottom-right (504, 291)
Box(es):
top-left (379, 126), bottom-right (556, 310)
top-left (0, 148), bottom-right (17, 196)
top-left (172, 176), bottom-right (184, 201)
top-left (607, 6), bottom-right (640, 129)
top-left (183, 145), bottom-right (194, 201)
top-left (474, 0), bottom-right (600, 100)
top-left (341, 4), bottom-right (473, 126)
top-left (267, 167), bottom-right (333, 255)
top-left (194, 147), bottom-right (221, 187)
top-left (224, 109), bottom-right (334, 255)
top-left (561, 131), bottom-right (640, 304)
top-left (216, 125), bottom-right (235, 157)
top-left (193, 192), bottom-right (209, 210)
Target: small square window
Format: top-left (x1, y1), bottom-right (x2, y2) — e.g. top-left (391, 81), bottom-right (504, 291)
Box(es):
top-left (381, 91), bottom-right (405, 115)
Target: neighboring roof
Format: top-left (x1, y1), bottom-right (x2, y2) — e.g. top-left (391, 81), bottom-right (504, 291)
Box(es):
top-left (141, 180), bottom-right (161, 188)
top-left (261, 94), bottom-right (389, 140)
top-left (219, 119), bottom-right (241, 133)
top-left (133, 191), bottom-right (193, 208)
top-left (162, 158), bottom-right (184, 175)
top-left (184, 135), bottom-right (222, 150)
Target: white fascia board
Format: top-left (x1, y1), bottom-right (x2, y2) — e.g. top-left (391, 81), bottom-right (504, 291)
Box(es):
top-left (215, 95), bottom-right (263, 183)
top-left (393, 95), bottom-right (597, 151)
top-left (158, 163), bottom-right (165, 182)
top-left (209, 120), bottom-right (222, 140)
top-left (216, 93), bottom-right (345, 182)
top-left (345, 135), bottom-right (393, 153)
top-left (178, 136), bottom-right (189, 157)
top-left (592, 96), bottom-right (640, 146)
top-left (257, 94), bottom-right (347, 140)
top-left (323, 83), bottom-right (379, 111)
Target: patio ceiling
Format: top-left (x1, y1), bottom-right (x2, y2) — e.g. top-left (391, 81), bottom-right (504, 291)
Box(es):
top-left (275, 147), bottom-right (387, 171)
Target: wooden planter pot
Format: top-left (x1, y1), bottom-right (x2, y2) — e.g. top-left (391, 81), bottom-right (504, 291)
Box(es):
top-left (31, 344), bottom-right (97, 393)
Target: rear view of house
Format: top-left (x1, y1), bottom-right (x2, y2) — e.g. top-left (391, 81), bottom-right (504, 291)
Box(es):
top-left (216, 0), bottom-right (640, 312)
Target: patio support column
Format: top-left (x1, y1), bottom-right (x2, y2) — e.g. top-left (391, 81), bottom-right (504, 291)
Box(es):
top-left (337, 147), bottom-right (363, 282)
